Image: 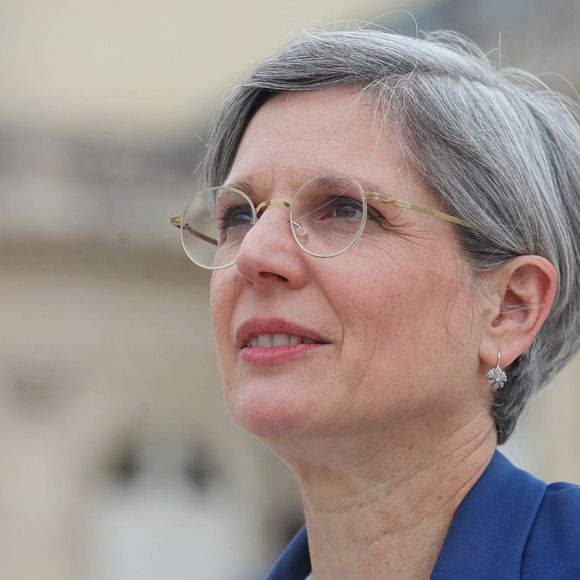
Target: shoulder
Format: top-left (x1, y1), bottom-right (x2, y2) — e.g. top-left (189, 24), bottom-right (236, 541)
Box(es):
top-left (522, 480), bottom-right (580, 579)
top-left (432, 451), bottom-right (580, 580)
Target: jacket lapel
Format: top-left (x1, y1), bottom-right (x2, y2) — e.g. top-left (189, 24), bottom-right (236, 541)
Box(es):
top-left (431, 451), bottom-right (546, 579)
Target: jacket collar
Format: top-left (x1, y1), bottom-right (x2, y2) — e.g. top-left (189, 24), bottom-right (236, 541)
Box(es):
top-left (431, 450), bottom-right (546, 578)
top-left (266, 451), bottom-right (547, 579)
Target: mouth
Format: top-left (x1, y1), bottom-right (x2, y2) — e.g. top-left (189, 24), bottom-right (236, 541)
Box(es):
top-left (235, 317), bottom-right (329, 362)
top-left (246, 334), bottom-right (318, 348)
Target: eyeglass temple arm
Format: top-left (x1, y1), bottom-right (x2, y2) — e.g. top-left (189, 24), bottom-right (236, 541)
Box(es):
top-left (364, 193), bottom-right (471, 228)
top-left (170, 214), bottom-right (218, 246)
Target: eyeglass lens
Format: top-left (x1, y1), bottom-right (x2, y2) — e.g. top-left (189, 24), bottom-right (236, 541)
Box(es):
top-left (180, 174), bottom-right (367, 269)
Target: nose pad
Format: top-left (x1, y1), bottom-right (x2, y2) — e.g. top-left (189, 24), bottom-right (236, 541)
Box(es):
top-left (292, 221), bottom-right (307, 237)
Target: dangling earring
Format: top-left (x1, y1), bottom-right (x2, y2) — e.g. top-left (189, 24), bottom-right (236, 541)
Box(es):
top-left (487, 350), bottom-right (507, 391)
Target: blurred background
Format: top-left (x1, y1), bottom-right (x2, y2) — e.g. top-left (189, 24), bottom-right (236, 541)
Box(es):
top-left (0, 0), bottom-right (578, 578)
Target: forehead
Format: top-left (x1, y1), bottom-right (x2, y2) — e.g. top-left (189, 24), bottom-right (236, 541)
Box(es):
top-left (228, 87), bottom-right (413, 190)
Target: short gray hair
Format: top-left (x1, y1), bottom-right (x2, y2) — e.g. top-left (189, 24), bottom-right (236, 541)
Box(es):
top-left (201, 29), bottom-right (580, 444)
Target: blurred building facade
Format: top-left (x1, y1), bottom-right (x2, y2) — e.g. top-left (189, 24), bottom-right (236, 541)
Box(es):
top-left (1, 0), bottom-right (578, 578)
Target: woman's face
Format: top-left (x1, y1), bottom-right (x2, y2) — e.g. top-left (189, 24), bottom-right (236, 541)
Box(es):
top-left (210, 87), bottom-right (487, 446)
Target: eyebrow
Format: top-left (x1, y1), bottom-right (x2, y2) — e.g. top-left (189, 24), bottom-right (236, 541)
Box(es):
top-left (224, 179), bottom-right (259, 200)
top-left (353, 177), bottom-right (391, 197)
top-left (224, 175), bottom-right (392, 199)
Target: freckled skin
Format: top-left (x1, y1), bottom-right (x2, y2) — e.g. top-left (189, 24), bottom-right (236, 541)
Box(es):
top-left (210, 87), bottom-right (489, 459)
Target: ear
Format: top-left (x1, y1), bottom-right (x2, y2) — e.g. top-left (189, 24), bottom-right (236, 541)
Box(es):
top-left (479, 256), bottom-right (557, 369)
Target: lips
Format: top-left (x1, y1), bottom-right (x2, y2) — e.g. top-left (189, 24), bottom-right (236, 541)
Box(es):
top-left (235, 317), bottom-right (329, 349)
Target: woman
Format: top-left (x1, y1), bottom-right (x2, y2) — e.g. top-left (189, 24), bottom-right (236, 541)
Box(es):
top-left (172, 30), bottom-right (580, 578)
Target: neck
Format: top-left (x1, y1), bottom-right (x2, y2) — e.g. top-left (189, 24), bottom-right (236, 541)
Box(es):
top-left (290, 413), bottom-right (497, 580)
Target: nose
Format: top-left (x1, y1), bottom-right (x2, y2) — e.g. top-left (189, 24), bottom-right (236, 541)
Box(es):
top-left (234, 203), bottom-right (308, 288)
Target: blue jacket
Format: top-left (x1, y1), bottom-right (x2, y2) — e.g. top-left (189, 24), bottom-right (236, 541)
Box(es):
top-left (266, 451), bottom-right (580, 579)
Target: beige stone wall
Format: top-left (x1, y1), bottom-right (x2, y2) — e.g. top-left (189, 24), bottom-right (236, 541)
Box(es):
top-left (504, 355), bottom-right (580, 483)
top-left (0, 242), bottom-right (304, 579)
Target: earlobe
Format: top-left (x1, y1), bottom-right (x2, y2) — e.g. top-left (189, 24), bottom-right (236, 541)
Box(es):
top-left (479, 256), bottom-right (557, 369)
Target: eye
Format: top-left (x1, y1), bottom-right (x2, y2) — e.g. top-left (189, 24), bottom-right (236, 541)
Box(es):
top-left (330, 197), bottom-right (364, 221)
top-left (328, 197), bottom-right (386, 227)
top-left (293, 175), bottom-right (391, 234)
top-left (214, 193), bottom-right (254, 247)
top-left (218, 203), bottom-right (254, 230)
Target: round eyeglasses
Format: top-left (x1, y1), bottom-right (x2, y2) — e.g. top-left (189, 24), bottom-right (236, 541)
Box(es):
top-left (170, 173), bottom-right (470, 270)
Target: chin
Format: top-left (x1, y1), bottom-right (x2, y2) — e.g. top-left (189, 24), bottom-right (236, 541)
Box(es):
top-left (226, 380), bottom-right (311, 440)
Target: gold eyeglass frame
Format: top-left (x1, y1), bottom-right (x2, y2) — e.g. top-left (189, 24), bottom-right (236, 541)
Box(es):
top-left (170, 172), bottom-right (471, 270)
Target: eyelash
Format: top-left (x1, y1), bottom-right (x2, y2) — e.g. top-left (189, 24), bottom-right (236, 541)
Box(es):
top-left (217, 203), bottom-right (253, 231)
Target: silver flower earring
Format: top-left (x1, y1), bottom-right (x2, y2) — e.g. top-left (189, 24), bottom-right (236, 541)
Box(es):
top-left (487, 350), bottom-right (508, 391)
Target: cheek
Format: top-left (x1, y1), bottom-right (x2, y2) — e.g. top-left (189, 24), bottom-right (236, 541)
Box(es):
top-left (325, 264), bottom-right (401, 385)
top-left (334, 252), bottom-right (465, 369)
top-left (329, 252), bottom-right (407, 329)
top-left (210, 273), bottom-right (236, 363)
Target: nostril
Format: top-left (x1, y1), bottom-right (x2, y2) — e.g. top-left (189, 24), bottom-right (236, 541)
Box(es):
top-left (258, 271), bottom-right (289, 283)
